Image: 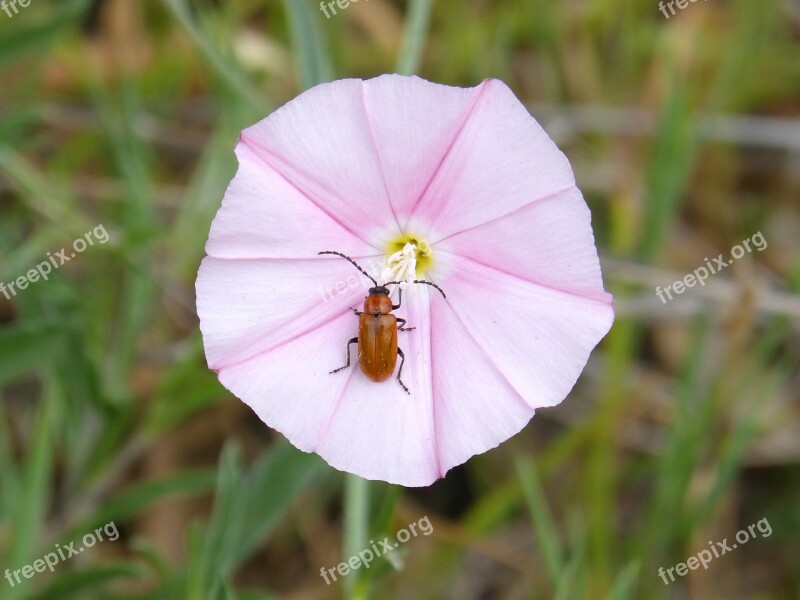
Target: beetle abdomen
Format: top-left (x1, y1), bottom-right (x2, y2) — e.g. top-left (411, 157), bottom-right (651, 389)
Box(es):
top-left (358, 314), bottom-right (398, 382)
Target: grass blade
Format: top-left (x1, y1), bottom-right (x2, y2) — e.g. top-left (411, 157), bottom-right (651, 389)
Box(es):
top-left (343, 474), bottom-right (370, 600)
top-left (515, 454), bottom-right (564, 588)
top-left (396, 0), bottom-right (435, 75)
top-left (282, 0), bottom-right (334, 90)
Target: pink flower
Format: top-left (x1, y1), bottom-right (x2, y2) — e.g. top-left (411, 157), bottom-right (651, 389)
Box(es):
top-left (196, 75), bottom-right (613, 487)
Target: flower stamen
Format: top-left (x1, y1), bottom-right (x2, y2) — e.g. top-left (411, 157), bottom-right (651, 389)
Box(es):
top-left (380, 237), bottom-right (433, 289)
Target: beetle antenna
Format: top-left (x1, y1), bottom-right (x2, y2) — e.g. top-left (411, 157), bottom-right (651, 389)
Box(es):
top-left (318, 251), bottom-right (378, 286)
top-left (384, 280), bottom-right (447, 299)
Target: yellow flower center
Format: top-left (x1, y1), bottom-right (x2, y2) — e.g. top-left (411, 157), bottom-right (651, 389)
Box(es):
top-left (380, 235), bottom-right (433, 285)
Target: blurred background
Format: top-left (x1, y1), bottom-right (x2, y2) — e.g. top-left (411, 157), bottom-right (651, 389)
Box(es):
top-left (0, 0), bottom-right (799, 598)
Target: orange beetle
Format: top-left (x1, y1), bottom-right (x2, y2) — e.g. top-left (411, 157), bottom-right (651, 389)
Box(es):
top-left (318, 251), bottom-right (446, 394)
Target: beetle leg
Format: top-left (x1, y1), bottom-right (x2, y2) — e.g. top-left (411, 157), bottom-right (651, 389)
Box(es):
top-left (391, 289), bottom-right (403, 311)
top-left (331, 337), bottom-right (359, 374)
top-left (396, 318), bottom-right (415, 332)
top-left (349, 307), bottom-right (363, 316)
top-left (396, 347), bottom-right (410, 395)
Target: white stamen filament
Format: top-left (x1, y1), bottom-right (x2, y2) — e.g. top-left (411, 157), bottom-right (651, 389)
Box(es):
top-left (380, 243), bottom-right (419, 288)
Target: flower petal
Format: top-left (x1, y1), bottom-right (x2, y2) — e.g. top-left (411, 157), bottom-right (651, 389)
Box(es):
top-left (437, 186), bottom-right (611, 302)
top-left (216, 289), bottom-right (441, 487)
top-left (406, 78), bottom-right (576, 241)
top-left (197, 255), bottom-right (379, 371)
top-left (438, 253), bottom-right (613, 410)
top-left (430, 296), bottom-right (537, 474)
top-left (360, 75), bottom-right (481, 224)
top-left (238, 79), bottom-right (402, 248)
top-left (205, 142), bottom-right (372, 260)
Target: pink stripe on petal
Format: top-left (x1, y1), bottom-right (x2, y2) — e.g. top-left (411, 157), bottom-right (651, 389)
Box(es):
top-left (408, 78), bottom-right (576, 240)
top-left (197, 256), bottom-right (379, 371)
top-left (435, 186), bottom-right (611, 303)
top-left (217, 310), bottom-right (362, 453)
top-left (430, 297), bottom-right (537, 475)
top-left (360, 74), bottom-right (483, 226)
top-left (239, 79), bottom-right (403, 247)
top-left (206, 144), bottom-right (374, 260)
top-left (442, 254), bottom-right (614, 410)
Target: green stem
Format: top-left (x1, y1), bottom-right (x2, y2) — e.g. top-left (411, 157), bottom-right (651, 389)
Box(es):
top-left (396, 0), bottom-right (435, 75)
top-left (514, 454), bottom-right (564, 588)
top-left (282, 0), bottom-right (334, 89)
top-left (343, 473), bottom-right (370, 599)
